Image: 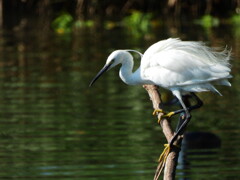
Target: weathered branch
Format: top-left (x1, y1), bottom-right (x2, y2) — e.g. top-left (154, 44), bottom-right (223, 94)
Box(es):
top-left (143, 85), bottom-right (182, 180)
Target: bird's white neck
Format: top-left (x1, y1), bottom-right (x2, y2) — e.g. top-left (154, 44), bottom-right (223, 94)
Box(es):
top-left (119, 54), bottom-right (143, 85)
top-left (119, 58), bottom-right (133, 85)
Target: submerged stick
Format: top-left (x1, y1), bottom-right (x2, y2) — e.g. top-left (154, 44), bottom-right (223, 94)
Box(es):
top-left (143, 85), bottom-right (182, 180)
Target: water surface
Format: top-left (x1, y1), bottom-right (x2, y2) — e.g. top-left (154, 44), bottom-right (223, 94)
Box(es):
top-left (0, 21), bottom-right (239, 180)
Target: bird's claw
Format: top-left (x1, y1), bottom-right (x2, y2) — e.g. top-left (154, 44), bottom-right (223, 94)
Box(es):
top-left (162, 111), bottom-right (175, 118)
top-left (152, 109), bottom-right (175, 124)
top-left (152, 109), bottom-right (164, 115)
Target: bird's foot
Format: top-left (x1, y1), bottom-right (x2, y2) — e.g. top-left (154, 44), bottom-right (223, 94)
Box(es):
top-left (155, 143), bottom-right (181, 177)
top-left (158, 144), bottom-right (171, 162)
top-left (152, 109), bottom-right (175, 124)
top-left (154, 144), bottom-right (171, 177)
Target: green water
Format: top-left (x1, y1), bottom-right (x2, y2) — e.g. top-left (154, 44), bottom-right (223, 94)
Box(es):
top-left (0, 21), bottom-right (239, 180)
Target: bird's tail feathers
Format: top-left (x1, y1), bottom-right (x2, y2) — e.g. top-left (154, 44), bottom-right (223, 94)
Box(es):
top-left (213, 78), bottom-right (231, 87)
top-left (212, 46), bottom-right (231, 62)
top-left (180, 83), bottom-right (224, 96)
top-left (208, 84), bottom-right (223, 96)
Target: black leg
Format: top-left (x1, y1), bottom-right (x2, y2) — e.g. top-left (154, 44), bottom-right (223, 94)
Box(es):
top-left (160, 97), bottom-right (179, 107)
top-left (170, 93), bottom-right (203, 117)
top-left (169, 93), bottom-right (203, 147)
top-left (170, 115), bottom-right (191, 147)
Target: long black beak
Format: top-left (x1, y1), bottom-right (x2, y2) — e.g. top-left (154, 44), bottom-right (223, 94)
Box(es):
top-left (89, 63), bottom-right (112, 87)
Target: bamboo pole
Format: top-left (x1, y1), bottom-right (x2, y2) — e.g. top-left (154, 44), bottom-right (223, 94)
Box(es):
top-left (143, 85), bottom-right (183, 180)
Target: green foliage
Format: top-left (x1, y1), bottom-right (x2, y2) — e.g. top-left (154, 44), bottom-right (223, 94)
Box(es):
top-left (122, 11), bottom-right (153, 38)
top-left (231, 14), bottom-right (240, 26)
top-left (52, 12), bottom-right (95, 34)
top-left (195, 15), bottom-right (219, 28)
top-left (123, 11), bottom-right (152, 31)
top-left (231, 14), bottom-right (240, 37)
top-left (52, 13), bottom-right (74, 34)
top-left (104, 21), bottom-right (120, 30)
top-left (74, 20), bottom-right (94, 28)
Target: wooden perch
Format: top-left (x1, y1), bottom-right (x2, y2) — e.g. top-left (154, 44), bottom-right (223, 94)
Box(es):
top-left (143, 85), bottom-right (183, 180)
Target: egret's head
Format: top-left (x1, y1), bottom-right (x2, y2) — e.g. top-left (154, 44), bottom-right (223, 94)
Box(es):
top-left (89, 50), bottom-right (130, 87)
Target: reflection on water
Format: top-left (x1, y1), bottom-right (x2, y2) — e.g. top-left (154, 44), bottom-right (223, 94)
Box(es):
top-left (0, 20), bottom-right (239, 180)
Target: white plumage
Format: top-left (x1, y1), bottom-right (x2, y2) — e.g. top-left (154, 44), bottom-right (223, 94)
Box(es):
top-left (140, 38), bottom-right (231, 96)
top-left (89, 38), bottom-right (232, 119)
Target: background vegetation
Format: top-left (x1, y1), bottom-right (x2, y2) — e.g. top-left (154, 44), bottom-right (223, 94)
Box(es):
top-left (1, 0), bottom-right (240, 29)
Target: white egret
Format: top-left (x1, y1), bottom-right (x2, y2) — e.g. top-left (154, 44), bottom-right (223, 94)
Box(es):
top-left (89, 38), bottom-right (232, 147)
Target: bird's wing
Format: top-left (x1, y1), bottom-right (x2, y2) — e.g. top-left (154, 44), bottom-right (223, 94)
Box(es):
top-left (141, 49), bottom-right (231, 87)
top-left (141, 38), bottom-right (230, 67)
top-left (146, 49), bottom-right (213, 71)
